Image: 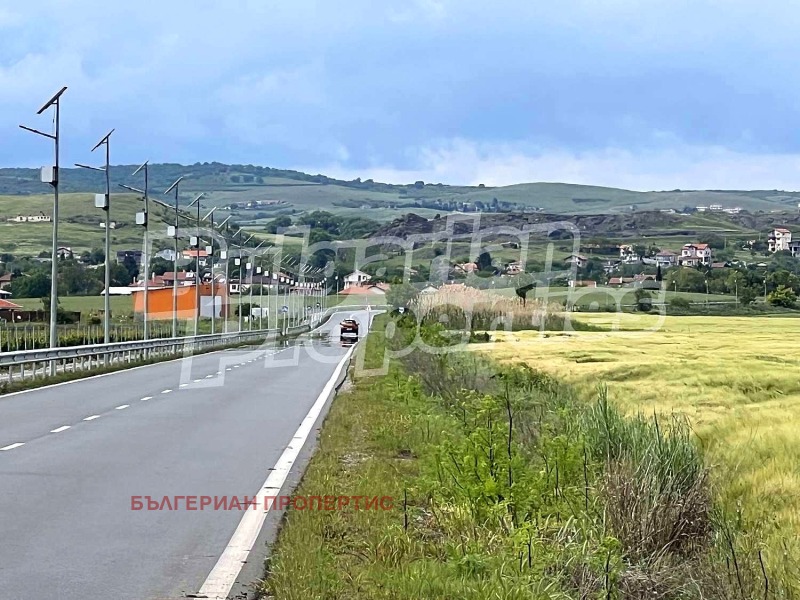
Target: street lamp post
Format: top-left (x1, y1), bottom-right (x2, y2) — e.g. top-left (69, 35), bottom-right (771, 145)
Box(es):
top-left (76, 129), bottom-right (114, 344)
top-left (20, 86), bottom-right (67, 367)
top-left (216, 215), bottom-right (232, 333)
top-left (248, 241), bottom-right (265, 331)
top-left (235, 232), bottom-right (254, 333)
top-left (187, 193), bottom-right (205, 336)
top-left (164, 177), bottom-right (184, 338)
top-left (119, 160), bottom-right (150, 339)
top-left (203, 207), bottom-right (219, 335)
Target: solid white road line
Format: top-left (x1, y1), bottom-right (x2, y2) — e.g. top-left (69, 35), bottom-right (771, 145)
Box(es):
top-left (1, 442), bottom-right (25, 451)
top-left (50, 426), bottom-right (71, 433)
top-left (196, 343), bottom-right (356, 599)
top-left (83, 415), bottom-right (100, 421)
top-left (140, 396), bottom-right (152, 402)
top-left (115, 405), bottom-right (130, 410)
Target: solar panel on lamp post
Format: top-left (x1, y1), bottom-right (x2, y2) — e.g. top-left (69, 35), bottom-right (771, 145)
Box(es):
top-left (119, 160), bottom-right (150, 339)
top-left (187, 193), bottom-right (205, 336)
top-left (164, 177), bottom-right (184, 337)
top-left (19, 86), bottom-right (67, 371)
top-left (76, 129), bottom-right (114, 345)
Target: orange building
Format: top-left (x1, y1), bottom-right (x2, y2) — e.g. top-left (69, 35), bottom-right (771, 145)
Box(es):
top-left (132, 284), bottom-right (229, 320)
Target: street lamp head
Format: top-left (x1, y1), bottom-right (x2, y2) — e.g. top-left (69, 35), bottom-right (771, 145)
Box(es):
top-left (188, 192), bottom-right (205, 207)
top-left (119, 183), bottom-right (145, 195)
top-left (75, 163), bottom-right (105, 172)
top-left (203, 207), bottom-right (218, 220)
top-left (217, 215), bottom-right (232, 228)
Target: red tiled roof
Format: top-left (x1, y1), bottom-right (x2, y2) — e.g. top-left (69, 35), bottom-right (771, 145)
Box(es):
top-left (0, 298), bottom-right (22, 310)
top-left (338, 283), bottom-right (390, 295)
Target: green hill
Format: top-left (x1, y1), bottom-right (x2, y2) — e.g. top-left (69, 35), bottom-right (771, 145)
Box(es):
top-left (1, 163), bottom-right (800, 256)
top-left (3, 164), bottom-right (800, 219)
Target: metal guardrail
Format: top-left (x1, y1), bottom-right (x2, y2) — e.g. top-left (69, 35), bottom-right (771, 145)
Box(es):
top-left (0, 303), bottom-right (388, 386)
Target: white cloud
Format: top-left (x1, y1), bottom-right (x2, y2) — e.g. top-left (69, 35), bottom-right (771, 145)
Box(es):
top-left (313, 138), bottom-right (800, 191)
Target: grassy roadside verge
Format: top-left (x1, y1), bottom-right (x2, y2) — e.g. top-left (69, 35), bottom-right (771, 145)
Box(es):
top-left (261, 315), bottom-right (791, 599)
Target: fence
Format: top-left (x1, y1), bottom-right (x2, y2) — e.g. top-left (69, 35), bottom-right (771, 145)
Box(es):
top-left (0, 304), bottom-right (384, 386)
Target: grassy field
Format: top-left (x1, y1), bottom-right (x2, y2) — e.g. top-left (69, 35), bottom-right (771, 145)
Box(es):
top-left (12, 295), bottom-right (134, 314)
top-left (482, 313), bottom-right (800, 562)
top-left (0, 192), bottom-right (182, 256)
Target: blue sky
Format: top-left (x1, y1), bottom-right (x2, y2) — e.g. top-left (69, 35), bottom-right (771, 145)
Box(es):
top-left (2, 0), bottom-right (800, 190)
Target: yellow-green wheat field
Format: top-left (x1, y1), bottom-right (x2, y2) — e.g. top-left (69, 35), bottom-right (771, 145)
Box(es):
top-left (480, 312), bottom-right (800, 555)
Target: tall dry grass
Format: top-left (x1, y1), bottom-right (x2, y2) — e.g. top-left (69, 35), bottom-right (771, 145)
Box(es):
top-left (412, 285), bottom-right (576, 331)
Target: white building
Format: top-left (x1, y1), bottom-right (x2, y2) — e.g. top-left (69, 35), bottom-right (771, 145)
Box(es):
top-left (768, 228), bottom-right (792, 253)
top-left (343, 269), bottom-right (372, 288)
top-left (8, 213), bottom-right (51, 223)
top-left (678, 243), bottom-right (712, 267)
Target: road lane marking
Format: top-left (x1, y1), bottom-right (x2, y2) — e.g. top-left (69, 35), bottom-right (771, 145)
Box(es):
top-left (140, 396), bottom-right (152, 402)
top-left (50, 426), bottom-right (71, 433)
top-left (205, 374), bottom-right (214, 379)
top-left (180, 383), bottom-right (189, 388)
top-left (1, 442), bottom-right (25, 451)
top-left (196, 343), bottom-right (356, 599)
top-left (115, 405), bottom-right (130, 410)
top-left (193, 379), bottom-right (203, 383)
top-left (161, 389), bottom-right (172, 394)
top-left (83, 415), bottom-right (100, 421)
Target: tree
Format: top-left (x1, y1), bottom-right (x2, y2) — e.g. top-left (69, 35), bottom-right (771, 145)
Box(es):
top-left (767, 285), bottom-right (797, 309)
top-left (665, 268), bottom-right (706, 293)
top-left (386, 283), bottom-right (419, 309)
top-left (475, 250), bottom-right (494, 273)
top-left (634, 288), bottom-right (652, 311)
top-left (265, 216), bottom-right (292, 234)
top-left (8, 272), bottom-right (51, 298)
top-left (739, 286), bottom-right (757, 306)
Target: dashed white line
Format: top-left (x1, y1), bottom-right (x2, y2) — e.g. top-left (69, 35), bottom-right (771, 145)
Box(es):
top-left (161, 389), bottom-right (172, 394)
top-left (140, 396), bottom-right (152, 402)
top-left (205, 374), bottom-right (214, 379)
top-left (226, 368), bottom-right (232, 372)
top-left (1, 442), bottom-right (25, 451)
top-left (83, 415), bottom-right (101, 421)
top-left (180, 383), bottom-right (189, 388)
top-left (193, 379), bottom-right (203, 383)
top-left (115, 405), bottom-right (130, 410)
top-left (50, 426), bottom-right (71, 433)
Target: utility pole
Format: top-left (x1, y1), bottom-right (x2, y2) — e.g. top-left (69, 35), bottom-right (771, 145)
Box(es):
top-left (20, 86), bottom-right (67, 370)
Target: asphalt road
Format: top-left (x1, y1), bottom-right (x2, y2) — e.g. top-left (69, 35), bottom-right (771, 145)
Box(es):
top-left (0, 310), bottom-right (373, 600)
